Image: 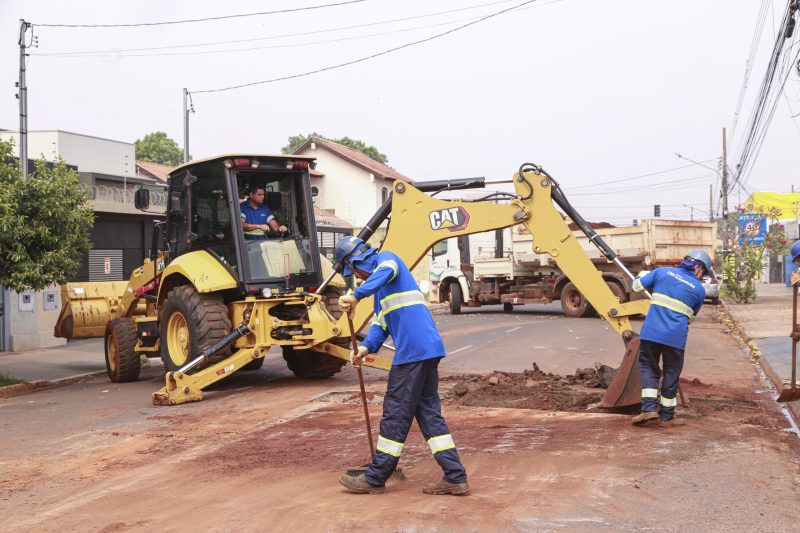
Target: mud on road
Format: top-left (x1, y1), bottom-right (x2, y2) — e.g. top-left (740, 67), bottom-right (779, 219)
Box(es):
top-left (2, 307), bottom-right (800, 531)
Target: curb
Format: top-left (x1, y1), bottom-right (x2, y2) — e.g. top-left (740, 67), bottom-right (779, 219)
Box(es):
top-left (757, 352), bottom-right (800, 421)
top-left (0, 371), bottom-right (106, 400)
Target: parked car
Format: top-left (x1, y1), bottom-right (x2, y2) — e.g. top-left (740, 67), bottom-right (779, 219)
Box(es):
top-left (702, 274), bottom-right (722, 305)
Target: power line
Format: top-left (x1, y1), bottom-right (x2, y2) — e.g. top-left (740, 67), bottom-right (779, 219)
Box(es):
top-left (191, 0), bottom-right (540, 95)
top-left (32, 0), bottom-right (525, 55)
top-left (565, 173), bottom-right (717, 196)
top-left (562, 161), bottom-right (716, 191)
top-left (33, 0), bottom-right (367, 28)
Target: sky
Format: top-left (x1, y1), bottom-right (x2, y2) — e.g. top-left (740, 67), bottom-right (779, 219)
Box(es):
top-left (1, 0), bottom-right (799, 226)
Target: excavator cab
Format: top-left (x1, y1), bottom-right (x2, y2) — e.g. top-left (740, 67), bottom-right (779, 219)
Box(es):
top-left (156, 154), bottom-right (323, 295)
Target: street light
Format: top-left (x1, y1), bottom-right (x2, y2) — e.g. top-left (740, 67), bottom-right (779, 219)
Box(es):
top-left (674, 153), bottom-right (722, 178)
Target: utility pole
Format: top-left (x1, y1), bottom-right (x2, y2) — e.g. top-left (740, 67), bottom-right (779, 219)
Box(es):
top-left (709, 184), bottom-right (714, 221)
top-left (17, 20), bottom-right (31, 178)
top-left (722, 127), bottom-right (729, 253)
top-left (183, 88), bottom-right (194, 163)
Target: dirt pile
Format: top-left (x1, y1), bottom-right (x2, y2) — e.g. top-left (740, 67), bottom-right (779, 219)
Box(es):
top-left (441, 362), bottom-right (616, 411)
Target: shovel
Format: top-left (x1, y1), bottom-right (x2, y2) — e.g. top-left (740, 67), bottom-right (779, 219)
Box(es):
top-left (343, 314), bottom-right (405, 480)
top-left (777, 284), bottom-right (800, 402)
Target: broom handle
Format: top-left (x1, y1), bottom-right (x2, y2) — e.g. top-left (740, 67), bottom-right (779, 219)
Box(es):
top-left (792, 284), bottom-right (798, 394)
top-left (349, 315), bottom-right (375, 458)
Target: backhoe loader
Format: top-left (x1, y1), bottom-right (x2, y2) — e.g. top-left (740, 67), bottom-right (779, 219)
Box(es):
top-left (55, 155), bottom-right (649, 407)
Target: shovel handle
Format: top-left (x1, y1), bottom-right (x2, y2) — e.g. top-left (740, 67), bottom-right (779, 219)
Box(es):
top-left (792, 285), bottom-right (798, 394)
top-left (349, 315), bottom-right (375, 459)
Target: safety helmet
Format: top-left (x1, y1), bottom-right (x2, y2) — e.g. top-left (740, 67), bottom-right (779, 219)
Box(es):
top-left (684, 249), bottom-right (713, 276)
top-left (791, 240), bottom-right (800, 262)
top-left (334, 236), bottom-right (376, 276)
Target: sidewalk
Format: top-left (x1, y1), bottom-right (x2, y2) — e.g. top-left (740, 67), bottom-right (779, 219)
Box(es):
top-left (0, 338), bottom-right (106, 383)
top-left (722, 282), bottom-right (800, 420)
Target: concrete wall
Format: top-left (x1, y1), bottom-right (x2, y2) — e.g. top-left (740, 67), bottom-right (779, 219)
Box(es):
top-left (9, 286), bottom-right (65, 351)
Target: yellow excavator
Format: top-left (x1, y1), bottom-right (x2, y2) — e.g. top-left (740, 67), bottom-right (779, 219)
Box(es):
top-left (55, 154), bottom-right (649, 407)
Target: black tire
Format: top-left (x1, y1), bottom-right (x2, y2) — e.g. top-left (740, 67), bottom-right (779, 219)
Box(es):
top-left (605, 281), bottom-right (627, 304)
top-left (160, 285), bottom-right (231, 373)
top-left (448, 281), bottom-right (463, 315)
top-left (560, 282), bottom-right (594, 318)
top-left (105, 317), bottom-right (140, 383)
top-left (503, 302), bottom-right (514, 312)
top-left (282, 347), bottom-right (347, 379)
top-left (322, 286), bottom-right (344, 320)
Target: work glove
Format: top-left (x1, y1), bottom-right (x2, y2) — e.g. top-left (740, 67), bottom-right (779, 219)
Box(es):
top-left (338, 294), bottom-right (358, 318)
top-left (351, 345), bottom-right (369, 366)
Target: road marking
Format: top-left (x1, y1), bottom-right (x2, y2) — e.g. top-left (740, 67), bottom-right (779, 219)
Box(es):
top-left (505, 326), bottom-right (522, 333)
top-left (449, 345), bottom-right (473, 355)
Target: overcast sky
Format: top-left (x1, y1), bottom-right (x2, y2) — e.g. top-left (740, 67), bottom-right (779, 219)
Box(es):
top-left (1, 0), bottom-right (798, 225)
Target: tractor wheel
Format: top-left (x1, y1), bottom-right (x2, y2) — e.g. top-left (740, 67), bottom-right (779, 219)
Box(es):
top-left (160, 285), bottom-right (231, 373)
top-left (560, 282), bottom-right (595, 318)
top-left (322, 286), bottom-right (344, 320)
top-left (503, 302), bottom-right (514, 312)
top-left (105, 317), bottom-right (140, 383)
top-left (241, 357), bottom-right (265, 371)
top-left (282, 347), bottom-right (347, 379)
top-left (448, 282), bottom-right (463, 315)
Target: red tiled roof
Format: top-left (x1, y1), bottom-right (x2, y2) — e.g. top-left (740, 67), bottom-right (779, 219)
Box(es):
top-left (314, 206), bottom-right (353, 228)
top-left (136, 160), bottom-right (175, 183)
top-left (295, 137), bottom-right (413, 183)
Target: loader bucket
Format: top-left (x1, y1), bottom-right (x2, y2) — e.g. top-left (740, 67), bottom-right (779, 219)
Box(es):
top-left (599, 337), bottom-right (642, 409)
top-left (54, 282), bottom-right (128, 340)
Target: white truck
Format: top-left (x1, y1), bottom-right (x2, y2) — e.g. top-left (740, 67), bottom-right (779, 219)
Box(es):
top-left (430, 219), bottom-right (717, 317)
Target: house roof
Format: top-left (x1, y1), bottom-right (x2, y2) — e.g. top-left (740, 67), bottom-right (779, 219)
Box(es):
top-left (136, 160), bottom-right (174, 183)
top-left (314, 206), bottom-right (353, 229)
top-left (294, 137), bottom-right (413, 183)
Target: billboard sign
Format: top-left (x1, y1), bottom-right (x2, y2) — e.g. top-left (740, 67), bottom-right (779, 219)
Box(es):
top-left (738, 213), bottom-right (767, 245)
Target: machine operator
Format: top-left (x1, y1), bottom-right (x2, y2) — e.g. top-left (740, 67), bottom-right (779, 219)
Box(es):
top-left (240, 185), bottom-right (287, 239)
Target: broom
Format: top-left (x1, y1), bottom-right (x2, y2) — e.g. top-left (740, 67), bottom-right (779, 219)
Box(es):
top-left (344, 313), bottom-right (405, 480)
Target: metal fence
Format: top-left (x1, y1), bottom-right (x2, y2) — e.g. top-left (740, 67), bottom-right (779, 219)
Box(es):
top-left (81, 184), bottom-right (167, 207)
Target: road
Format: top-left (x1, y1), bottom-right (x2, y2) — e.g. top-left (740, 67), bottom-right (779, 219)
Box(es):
top-left (1, 305), bottom-right (799, 531)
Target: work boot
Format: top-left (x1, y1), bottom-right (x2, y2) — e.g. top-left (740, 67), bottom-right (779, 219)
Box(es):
top-left (658, 417), bottom-right (687, 428)
top-left (631, 411), bottom-right (659, 426)
top-left (338, 474), bottom-right (385, 494)
top-left (422, 478), bottom-right (470, 496)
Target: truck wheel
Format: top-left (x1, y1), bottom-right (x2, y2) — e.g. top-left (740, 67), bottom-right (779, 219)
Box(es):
top-left (448, 282), bottom-right (463, 315)
top-left (560, 282), bottom-right (594, 318)
top-left (105, 317), bottom-right (140, 383)
top-left (282, 347), bottom-right (347, 379)
top-left (606, 281), bottom-right (627, 303)
top-left (160, 285), bottom-right (231, 374)
top-left (503, 302), bottom-right (514, 312)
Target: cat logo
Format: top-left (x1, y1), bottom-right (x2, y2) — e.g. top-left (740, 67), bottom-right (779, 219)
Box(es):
top-left (429, 206), bottom-right (470, 232)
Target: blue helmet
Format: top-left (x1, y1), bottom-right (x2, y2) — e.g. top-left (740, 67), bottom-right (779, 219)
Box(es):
top-left (334, 236), bottom-right (377, 276)
top-left (791, 240), bottom-right (800, 262)
top-left (685, 249), bottom-right (713, 276)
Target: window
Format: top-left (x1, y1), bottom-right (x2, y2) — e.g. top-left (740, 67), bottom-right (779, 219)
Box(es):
top-left (381, 186), bottom-right (389, 203)
top-left (311, 186), bottom-right (319, 197)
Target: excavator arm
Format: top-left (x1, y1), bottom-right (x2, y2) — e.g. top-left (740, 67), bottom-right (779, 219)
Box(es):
top-left (334, 166), bottom-right (649, 407)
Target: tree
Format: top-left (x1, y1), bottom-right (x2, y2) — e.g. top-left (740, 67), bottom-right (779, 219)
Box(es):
top-left (134, 131), bottom-right (183, 166)
top-left (722, 204), bottom-right (789, 303)
top-left (281, 133), bottom-right (389, 165)
top-left (0, 139), bottom-right (94, 292)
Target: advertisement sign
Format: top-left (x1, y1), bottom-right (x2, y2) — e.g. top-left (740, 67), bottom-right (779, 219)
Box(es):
top-left (738, 214), bottom-right (767, 245)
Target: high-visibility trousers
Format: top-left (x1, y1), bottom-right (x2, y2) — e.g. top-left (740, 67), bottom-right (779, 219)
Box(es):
top-left (365, 357), bottom-right (467, 486)
top-left (638, 339), bottom-right (684, 420)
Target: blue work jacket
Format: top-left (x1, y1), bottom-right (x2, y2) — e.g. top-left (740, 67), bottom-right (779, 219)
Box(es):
top-left (353, 251), bottom-right (446, 365)
top-left (633, 266), bottom-right (705, 350)
top-left (240, 201), bottom-right (275, 240)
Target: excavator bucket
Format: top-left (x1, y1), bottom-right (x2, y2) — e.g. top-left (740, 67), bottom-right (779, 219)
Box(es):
top-left (599, 337), bottom-right (642, 408)
top-left (54, 282), bottom-right (128, 339)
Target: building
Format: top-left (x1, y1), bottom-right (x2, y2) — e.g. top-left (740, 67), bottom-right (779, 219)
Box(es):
top-left (0, 129), bottom-right (166, 351)
top-left (741, 191), bottom-right (800, 283)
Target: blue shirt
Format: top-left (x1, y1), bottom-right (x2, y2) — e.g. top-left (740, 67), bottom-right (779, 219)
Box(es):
top-left (240, 201), bottom-right (275, 240)
top-left (633, 266), bottom-right (705, 350)
top-left (354, 251), bottom-right (446, 365)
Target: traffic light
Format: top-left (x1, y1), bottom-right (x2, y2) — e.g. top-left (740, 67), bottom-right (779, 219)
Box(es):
top-left (654, 205), bottom-right (661, 217)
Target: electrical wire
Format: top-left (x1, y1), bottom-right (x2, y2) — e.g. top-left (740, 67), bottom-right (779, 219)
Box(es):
top-left (32, 0), bottom-right (527, 55)
top-left (190, 0), bottom-right (539, 94)
top-left (33, 0), bottom-right (368, 28)
top-left (562, 161), bottom-right (716, 191)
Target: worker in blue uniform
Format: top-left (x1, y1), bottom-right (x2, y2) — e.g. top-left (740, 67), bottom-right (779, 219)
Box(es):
top-left (631, 249), bottom-right (710, 427)
top-left (789, 240), bottom-right (800, 342)
top-left (240, 185), bottom-right (287, 240)
top-left (334, 236), bottom-right (469, 496)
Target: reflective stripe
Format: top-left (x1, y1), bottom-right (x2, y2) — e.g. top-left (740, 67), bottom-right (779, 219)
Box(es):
top-left (244, 230), bottom-right (263, 236)
top-left (371, 316), bottom-right (386, 330)
top-left (632, 278), bottom-right (645, 292)
top-left (373, 290), bottom-right (427, 329)
top-left (427, 434), bottom-right (456, 454)
top-left (376, 260), bottom-right (399, 281)
top-left (641, 388), bottom-right (659, 399)
top-left (376, 435), bottom-right (404, 457)
top-left (660, 396), bottom-right (677, 407)
top-left (651, 292), bottom-right (694, 319)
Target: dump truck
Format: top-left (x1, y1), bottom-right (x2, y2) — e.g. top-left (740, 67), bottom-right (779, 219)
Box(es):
top-left (431, 218), bottom-right (716, 317)
top-left (55, 156), bottom-right (650, 408)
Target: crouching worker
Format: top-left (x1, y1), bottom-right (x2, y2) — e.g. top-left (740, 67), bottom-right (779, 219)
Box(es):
top-left (334, 236), bottom-right (469, 496)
